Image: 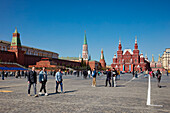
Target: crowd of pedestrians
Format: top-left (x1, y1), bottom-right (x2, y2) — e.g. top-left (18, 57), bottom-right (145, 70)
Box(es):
top-left (1, 66), bottom-right (168, 97)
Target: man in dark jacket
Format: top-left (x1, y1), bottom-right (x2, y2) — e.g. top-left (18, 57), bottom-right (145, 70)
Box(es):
top-left (156, 69), bottom-right (162, 88)
top-left (27, 67), bottom-right (38, 97)
top-left (105, 69), bottom-right (111, 87)
top-left (83, 70), bottom-right (88, 79)
top-left (2, 71), bottom-right (4, 80)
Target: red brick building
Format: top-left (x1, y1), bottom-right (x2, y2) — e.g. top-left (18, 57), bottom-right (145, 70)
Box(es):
top-left (111, 37), bottom-right (150, 72)
top-left (0, 28), bottom-right (81, 68)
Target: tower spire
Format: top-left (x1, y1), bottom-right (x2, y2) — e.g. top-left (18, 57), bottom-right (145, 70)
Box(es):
top-left (118, 39), bottom-right (122, 51)
top-left (14, 27), bottom-right (18, 33)
top-left (100, 48), bottom-right (104, 59)
top-left (158, 54), bottom-right (161, 62)
top-left (134, 36), bottom-right (138, 49)
top-left (135, 36), bottom-right (137, 44)
top-left (152, 54), bottom-right (154, 62)
top-left (84, 31), bottom-right (87, 45)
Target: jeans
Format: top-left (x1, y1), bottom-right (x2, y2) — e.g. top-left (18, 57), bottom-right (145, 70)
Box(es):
top-left (2, 74), bottom-right (4, 80)
top-left (28, 83), bottom-right (36, 95)
top-left (40, 81), bottom-right (47, 93)
top-left (105, 78), bottom-right (111, 87)
top-left (56, 81), bottom-right (63, 92)
top-left (112, 77), bottom-right (116, 87)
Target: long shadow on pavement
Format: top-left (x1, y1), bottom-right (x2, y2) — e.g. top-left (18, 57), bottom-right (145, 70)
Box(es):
top-left (0, 87), bottom-right (10, 89)
top-left (48, 90), bottom-right (78, 95)
top-left (64, 90), bottom-right (77, 94)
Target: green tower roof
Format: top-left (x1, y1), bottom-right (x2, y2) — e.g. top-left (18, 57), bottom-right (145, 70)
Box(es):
top-left (84, 31), bottom-right (87, 45)
top-left (11, 27), bottom-right (21, 47)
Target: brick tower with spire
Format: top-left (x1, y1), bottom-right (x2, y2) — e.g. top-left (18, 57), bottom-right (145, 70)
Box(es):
top-left (99, 49), bottom-right (106, 68)
top-left (132, 36), bottom-right (140, 64)
top-left (82, 31), bottom-right (89, 62)
top-left (8, 28), bottom-right (24, 65)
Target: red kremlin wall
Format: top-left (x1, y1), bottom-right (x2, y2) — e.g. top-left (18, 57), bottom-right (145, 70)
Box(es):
top-left (0, 50), bottom-right (16, 62)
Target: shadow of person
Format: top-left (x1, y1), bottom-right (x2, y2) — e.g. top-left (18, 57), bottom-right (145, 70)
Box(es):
top-left (48, 93), bottom-right (57, 96)
top-left (160, 86), bottom-right (166, 88)
top-left (116, 85), bottom-right (126, 87)
top-left (48, 90), bottom-right (77, 95)
top-left (97, 85), bottom-right (105, 87)
top-left (0, 87), bottom-right (10, 89)
top-left (64, 90), bottom-right (77, 94)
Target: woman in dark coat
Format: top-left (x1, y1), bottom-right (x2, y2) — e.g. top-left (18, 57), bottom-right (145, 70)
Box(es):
top-left (156, 69), bottom-right (162, 88)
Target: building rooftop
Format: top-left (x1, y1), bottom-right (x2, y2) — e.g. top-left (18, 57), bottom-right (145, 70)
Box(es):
top-left (0, 40), bottom-right (59, 55)
top-left (59, 57), bottom-right (79, 60)
top-left (123, 49), bottom-right (133, 55)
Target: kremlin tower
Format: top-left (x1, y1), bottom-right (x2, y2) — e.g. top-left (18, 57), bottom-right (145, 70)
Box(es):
top-left (99, 49), bottom-right (106, 68)
top-left (82, 31), bottom-right (89, 61)
top-left (8, 28), bottom-right (24, 65)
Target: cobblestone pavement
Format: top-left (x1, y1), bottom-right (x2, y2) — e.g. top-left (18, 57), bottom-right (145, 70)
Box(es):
top-left (0, 74), bottom-right (170, 113)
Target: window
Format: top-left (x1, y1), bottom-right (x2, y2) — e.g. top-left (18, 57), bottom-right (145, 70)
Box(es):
top-left (135, 59), bottom-right (137, 63)
top-left (3, 47), bottom-right (5, 51)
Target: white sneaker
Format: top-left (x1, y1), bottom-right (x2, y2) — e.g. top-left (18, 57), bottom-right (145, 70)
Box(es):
top-left (39, 92), bottom-right (42, 95)
top-left (45, 93), bottom-right (48, 96)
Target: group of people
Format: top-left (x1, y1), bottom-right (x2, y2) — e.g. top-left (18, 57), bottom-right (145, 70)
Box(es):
top-left (0, 70), bottom-right (30, 80)
top-left (90, 68), bottom-right (119, 87)
top-left (145, 69), bottom-right (167, 88)
top-left (27, 67), bottom-right (64, 97)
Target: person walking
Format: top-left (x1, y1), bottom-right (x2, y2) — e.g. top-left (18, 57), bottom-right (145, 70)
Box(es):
top-left (135, 70), bottom-right (138, 78)
top-left (24, 71), bottom-right (27, 78)
top-left (92, 68), bottom-right (97, 87)
top-left (55, 69), bottom-right (64, 93)
top-left (1, 71), bottom-right (4, 80)
top-left (105, 69), bottom-right (111, 87)
top-left (167, 70), bottom-right (169, 76)
top-left (88, 70), bottom-right (91, 78)
top-left (17, 70), bottom-right (21, 78)
top-left (39, 67), bottom-right (48, 96)
top-left (112, 68), bottom-right (118, 87)
top-left (156, 69), bottom-right (162, 88)
top-left (83, 70), bottom-right (88, 79)
top-left (27, 67), bottom-right (38, 97)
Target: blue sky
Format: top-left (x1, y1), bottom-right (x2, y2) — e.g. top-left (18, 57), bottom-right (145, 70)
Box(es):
top-left (0, 0), bottom-right (170, 65)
